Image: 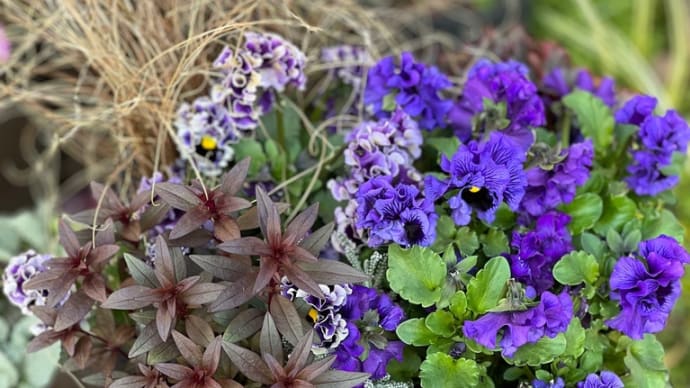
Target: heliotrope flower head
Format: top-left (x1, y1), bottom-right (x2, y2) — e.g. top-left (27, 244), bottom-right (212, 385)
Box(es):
top-left (355, 176), bottom-right (437, 247)
top-left (510, 211), bottom-right (573, 293)
top-left (462, 290), bottom-right (572, 357)
top-left (542, 67), bottom-right (616, 107)
top-left (321, 45), bottom-right (372, 87)
top-left (3, 250), bottom-right (53, 314)
top-left (334, 285), bottom-right (405, 380)
top-left (364, 51), bottom-right (452, 130)
top-left (576, 371), bottom-right (624, 388)
top-left (607, 235), bottom-right (689, 339)
top-left (243, 31), bottom-right (307, 92)
top-left (175, 97), bottom-right (239, 176)
top-left (520, 139), bottom-right (594, 217)
top-left (425, 132), bottom-right (527, 226)
top-left (449, 59), bottom-right (545, 151)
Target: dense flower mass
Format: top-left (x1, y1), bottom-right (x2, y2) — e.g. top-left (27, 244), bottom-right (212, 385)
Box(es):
top-left (607, 235), bottom-right (690, 339)
top-left (425, 132), bottom-right (526, 226)
top-left (576, 371), bottom-right (624, 388)
top-left (510, 212), bottom-right (573, 293)
top-left (334, 285), bottom-right (405, 380)
top-left (520, 140), bottom-right (594, 217)
top-left (542, 67), bottom-right (616, 107)
top-left (462, 291), bottom-right (573, 357)
top-left (355, 176), bottom-right (437, 247)
top-left (617, 95), bottom-right (690, 195)
top-left (321, 45), bottom-right (372, 87)
top-left (449, 59), bottom-right (544, 151)
top-left (364, 52), bottom-right (452, 130)
top-left (243, 31), bottom-right (307, 92)
top-left (3, 250), bottom-right (53, 314)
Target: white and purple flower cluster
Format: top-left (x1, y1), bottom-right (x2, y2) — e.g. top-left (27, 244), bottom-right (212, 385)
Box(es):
top-left (3, 250), bottom-right (52, 314)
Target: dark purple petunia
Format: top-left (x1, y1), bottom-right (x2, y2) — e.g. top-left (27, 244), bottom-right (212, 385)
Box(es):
top-left (355, 176), bottom-right (437, 247)
top-left (462, 291), bottom-right (573, 357)
top-left (626, 150), bottom-right (680, 196)
top-left (542, 67), bottom-right (616, 107)
top-left (532, 377), bottom-right (565, 388)
top-left (520, 140), bottom-right (594, 217)
top-left (576, 371), bottom-right (624, 388)
top-left (510, 212), bottom-right (573, 293)
top-left (364, 52), bottom-right (452, 130)
top-left (425, 132), bottom-right (526, 226)
top-left (607, 235), bottom-right (689, 339)
top-left (449, 59), bottom-right (545, 151)
top-left (334, 285), bottom-right (405, 381)
top-left (615, 95), bottom-right (657, 126)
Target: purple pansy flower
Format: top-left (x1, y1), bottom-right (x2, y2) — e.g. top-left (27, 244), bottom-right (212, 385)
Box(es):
top-left (425, 132), bottom-right (526, 226)
top-left (615, 95), bottom-right (657, 126)
top-left (543, 67), bottom-right (616, 107)
top-left (510, 212), bottom-right (573, 293)
top-left (449, 59), bottom-right (545, 151)
top-left (576, 371), bottom-right (624, 388)
top-left (607, 235), bottom-right (689, 339)
top-left (364, 52), bottom-right (452, 130)
top-left (532, 377), bottom-right (565, 388)
top-left (3, 250), bottom-right (53, 314)
top-left (462, 291), bottom-right (572, 357)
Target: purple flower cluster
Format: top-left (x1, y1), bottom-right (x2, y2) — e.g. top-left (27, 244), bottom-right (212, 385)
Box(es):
top-left (520, 140), bottom-right (594, 218)
top-left (449, 59), bottom-right (545, 152)
top-left (364, 52), bottom-right (452, 130)
top-left (355, 176), bottom-right (437, 247)
top-left (334, 285), bottom-right (405, 381)
top-left (510, 212), bottom-right (573, 294)
top-left (3, 250), bottom-right (52, 314)
top-left (617, 96), bottom-right (690, 195)
top-left (321, 45), bottom-right (372, 87)
top-left (607, 235), bottom-right (689, 339)
top-left (425, 132), bottom-right (527, 226)
top-left (462, 290), bottom-right (573, 357)
top-left (543, 67), bottom-right (616, 107)
top-left (576, 371), bottom-right (624, 388)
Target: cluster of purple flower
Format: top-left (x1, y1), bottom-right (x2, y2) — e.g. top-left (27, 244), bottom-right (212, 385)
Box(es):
top-left (449, 59), bottom-right (545, 152)
top-left (364, 52), bottom-right (452, 130)
top-left (617, 95), bottom-right (690, 195)
top-left (2, 250), bottom-right (54, 314)
top-left (176, 31), bottom-right (306, 176)
top-left (607, 235), bottom-right (689, 339)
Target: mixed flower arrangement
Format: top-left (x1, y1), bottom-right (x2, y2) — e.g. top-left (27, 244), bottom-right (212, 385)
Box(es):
top-left (4, 29), bottom-right (690, 387)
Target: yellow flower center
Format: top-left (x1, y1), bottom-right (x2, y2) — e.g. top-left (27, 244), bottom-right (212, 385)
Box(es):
top-left (200, 135), bottom-right (218, 151)
top-left (469, 186), bottom-right (481, 193)
top-left (307, 308), bottom-right (319, 323)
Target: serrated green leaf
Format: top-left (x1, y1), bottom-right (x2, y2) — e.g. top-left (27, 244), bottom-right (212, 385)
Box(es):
top-left (553, 251), bottom-right (599, 285)
top-left (562, 90), bottom-right (614, 151)
top-left (594, 195), bottom-right (637, 235)
top-left (481, 228), bottom-right (510, 257)
top-left (425, 310), bottom-right (456, 338)
top-left (624, 335), bottom-right (668, 388)
top-left (507, 333), bottom-right (567, 366)
top-left (641, 209), bottom-right (685, 243)
top-left (561, 193), bottom-right (603, 235)
top-left (420, 353), bottom-right (480, 388)
top-left (563, 319), bottom-right (586, 358)
top-left (580, 233), bottom-right (605, 258)
top-left (432, 216), bottom-right (457, 252)
top-left (387, 245), bottom-right (446, 307)
top-left (466, 257), bottom-right (510, 314)
top-left (449, 291), bottom-right (468, 321)
top-left (427, 137), bottom-right (461, 159)
top-left (396, 319), bottom-right (439, 346)
top-left (456, 227), bottom-right (480, 256)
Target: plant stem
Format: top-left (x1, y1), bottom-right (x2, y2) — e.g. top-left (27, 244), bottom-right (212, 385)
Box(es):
top-left (561, 110), bottom-right (571, 149)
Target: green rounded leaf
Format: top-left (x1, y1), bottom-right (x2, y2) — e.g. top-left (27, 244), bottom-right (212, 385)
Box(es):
top-left (466, 256), bottom-right (510, 314)
top-left (387, 245), bottom-right (446, 307)
top-left (562, 90), bottom-right (614, 151)
top-left (425, 311), bottom-right (456, 338)
top-left (449, 291), bottom-right (468, 321)
top-left (594, 195), bottom-right (637, 235)
top-left (507, 333), bottom-right (567, 366)
top-left (623, 335), bottom-right (668, 387)
top-left (396, 319), bottom-right (439, 346)
top-left (561, 193), bottom-right (603, 235)
top-left (553, 251), bottom-right (599, 286)
top-left (420, 353), bottom-right (480, 388)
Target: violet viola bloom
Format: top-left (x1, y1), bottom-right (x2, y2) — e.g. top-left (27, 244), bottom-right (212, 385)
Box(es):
top-left (607, 235), bottom-right (690, 339)
top-left (542, 67), bottom-right (616, 107)
top-left (462, 291), bottom-right (573, 357)
top-left (449, 59), bottom-right (545, 152)
top-left (364, 52), bottom-right (452, 130)
top-left (425, 132), bottom-right (526, 226)
top-left (510, 212), bottom-right (573, 293)
top-left (576, 371), bottom-right (624, 388)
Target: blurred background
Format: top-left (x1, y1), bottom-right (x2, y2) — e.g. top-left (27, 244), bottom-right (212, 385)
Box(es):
top-left (1, 0), bottom-right (690, 386)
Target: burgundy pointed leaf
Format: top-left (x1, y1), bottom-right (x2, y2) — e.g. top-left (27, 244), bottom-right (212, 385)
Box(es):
top-left (188, 254), bottom-right (252, 282)
top-left (285, 330), bottom-right (314, 374)
top-left (288, 379), bottom-right (314, 388)
top-left (284, 203), bottom-right (319, 245)
top-left (299, 223), bottom-right (334, 256)
top-left (217, 237), bottom-right (272, 256)
top-left (296, 356), bottom-right (336, 381)
top-left (58, 220), bottom-right (81, 256)
top-left (202, 337), bottom-right (222, 374)
top-left (121, 221), bottom-right (142, 243)
top-left (221, 342), bottom-right (274, 385)
top-left (155, 182), bottom-right (202, 211)
top-left (180, 282), bottom-right (226, 305)
top-left (101, 285), bottom-right (162, 309)
top-left (269, 295), bottom-right (305, 346)
top-left (109, 376), bottom-right (149, 388)
top-left (260, 313), bottom-right (284, 364)
top-left (54, 290), bottom-right (95, 331)
top-left (262, 353), bottom-right (286, 380)
top-left (62, 331), bottom-right (80, 356)
top-left (154, 236), bottom-right (176, 287)
top-left (70, 209), bottom-right (104, 226)
top-left (311, 370), bottom-right (370, 387)
top-left (222, 308), bottom-right (265, 343)
top-left (253, 257), bottom-right (279, 294)
top-left (170, 246), bottom-right (188, 282)
top-left (297, 260), bottom-right (371, 285)
top-left (31, 306), bottom-right (56, 325)
top-left (157, 298), bottom-right (176, 341)
top-left (255, 187), bottom-right (282, 244)
top-left (95, 219), bottom-right (116, 246)
top-left (88, 244), bottom-right (121, 271)
top-left (128, 321), bottom-right (163, 358)
top-left (185, 316), bottom-right (215, 347)
top-left (208, 272), bottom-right (258, 312)
top-left (147, 339), bottom-right (180, 364)
top-left (220, 157), bottom-right (250, 196)
top-left (170, 206), bottom-right (212, 240)
top-left (155, 363), bottom-right (194, 381)
top-left (72, 336), bottom-right (93, 369)
top-left (218, 197), bottom-right (252, 215)
top-left (82, 273), bottom-right (107, 303)
top-left (172, 330), bottom-right (203, 367)
top-left (139, 202), bottom-right (172, 231)
top-left (130, 190), bottom-right (152, 212)
top-left (237, 203), bottom-right (290, 230)
top-left (26, 330), bottom-right (62, 353)
top-left (90, 182), bottom-right (125, 213)
top-left (168, 228), bottom-right (213, 247)
top-left (290, 246), bottom-right (318, 263)
top-left (213, 215), bottom-right (241, 242)
top-left (124, 253), bottom-right (160, 288)
top-left (25, 269), bottom-right (78, 307)
top-left (282, 264), bottom-right (325, 299)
